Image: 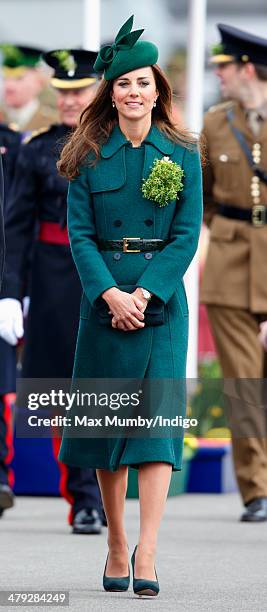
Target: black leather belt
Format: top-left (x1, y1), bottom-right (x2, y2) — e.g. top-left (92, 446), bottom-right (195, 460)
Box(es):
top-left (217, 204), bottom-right (267, 227)
top-left (98, 238), bottom-right (169, 253)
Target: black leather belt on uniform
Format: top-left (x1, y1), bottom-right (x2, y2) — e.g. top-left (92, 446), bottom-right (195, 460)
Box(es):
top-left (98, 238), bottom-right (169, 253)
top-left (217, 204), bottom-right (267, 227)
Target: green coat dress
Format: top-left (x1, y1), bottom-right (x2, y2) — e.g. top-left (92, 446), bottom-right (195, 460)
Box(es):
top-left (58, 124), bottom-right (203, 471)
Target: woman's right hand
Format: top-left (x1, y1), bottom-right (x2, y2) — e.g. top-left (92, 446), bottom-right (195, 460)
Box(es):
top-left (101, 287), bottom-right (145, 331)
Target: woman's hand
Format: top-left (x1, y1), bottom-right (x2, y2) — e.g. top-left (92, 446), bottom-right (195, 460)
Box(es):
top-left (132, 288), bottom-right (150, 311)
top-left (101, 287), bottom-right (146, 331)
top-left (115, 288), bottom-right (150, 331)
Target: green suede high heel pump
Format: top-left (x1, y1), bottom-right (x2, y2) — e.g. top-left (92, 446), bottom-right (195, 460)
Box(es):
top-left (131, 545), bottom-right (160, 597)
top-left (103, 552), bottom-right (130, 592)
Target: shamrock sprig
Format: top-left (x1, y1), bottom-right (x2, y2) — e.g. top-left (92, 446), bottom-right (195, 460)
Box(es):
top-left (0, 44), bottom-right (24, 66)
top-left (142, 156), bottom-right (184, 207)
top-left (52, 50), bottom-right (77, 75)
top-left (211, 42), bottom-right (225, 56)
top-left (0, 44), bottom-right (38, 68)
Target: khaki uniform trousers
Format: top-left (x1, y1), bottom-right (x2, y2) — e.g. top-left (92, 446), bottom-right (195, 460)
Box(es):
top-left (207, 305), bottom-right (267, 504)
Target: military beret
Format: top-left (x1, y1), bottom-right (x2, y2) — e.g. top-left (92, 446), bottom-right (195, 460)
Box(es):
top-left (211, 24), bottom-right (267, 66)
top-left (93, 15), bottom-right (159, 81)
top-left (42, 49), bottom-right (99, 89)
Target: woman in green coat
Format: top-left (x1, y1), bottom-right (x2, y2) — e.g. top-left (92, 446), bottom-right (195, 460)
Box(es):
top-left (58, 16), bottom-right (203, 597)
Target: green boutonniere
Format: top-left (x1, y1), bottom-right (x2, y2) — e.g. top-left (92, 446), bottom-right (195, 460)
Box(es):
top-left (141, 156), bottom-right (184, 207)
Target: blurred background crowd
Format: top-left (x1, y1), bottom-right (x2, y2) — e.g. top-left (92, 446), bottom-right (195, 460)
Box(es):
top-left (1, 0), bottom-right (267, 111)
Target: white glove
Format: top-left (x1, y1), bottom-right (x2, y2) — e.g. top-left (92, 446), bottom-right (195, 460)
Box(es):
top-left (0, 298), bottom-right (24, 345)
top-left (258, 320), bottom-right (267, 351)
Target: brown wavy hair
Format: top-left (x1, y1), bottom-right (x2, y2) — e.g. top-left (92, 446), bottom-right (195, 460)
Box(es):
top-left (57, 64), bottom-right (199, 180)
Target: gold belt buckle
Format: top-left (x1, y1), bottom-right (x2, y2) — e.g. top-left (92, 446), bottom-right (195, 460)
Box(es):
top-left (122, 237), bottom-right (141, 253)
top-left (252, 205), bottom-right (266, 227)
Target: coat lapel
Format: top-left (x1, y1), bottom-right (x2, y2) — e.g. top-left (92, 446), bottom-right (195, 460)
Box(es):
top-left (101, 124), bottom-right (128, 158)
top-left (142, 125), bottom-right (175, 180)
top-left (101, 123), bottom-right (176, 183)
top-left (143, 125), bottom-right (175, 155)
top-left (101, 123), bottom-right (175, 157)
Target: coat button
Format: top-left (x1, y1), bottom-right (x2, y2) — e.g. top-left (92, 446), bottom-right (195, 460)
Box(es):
top-left (144, 252), bottom-right (152, 260)
top-left (114, 220), bottom-right (122, 227)
top-left (219, 154), bottom-right (228, 162)
top-left (113, 252), bottom-right (121, 260)
top-left (144, 219), bottom-right (153, 226)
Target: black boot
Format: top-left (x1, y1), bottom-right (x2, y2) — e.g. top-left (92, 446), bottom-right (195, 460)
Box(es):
top-left (240, 497), bottom-right (267, 522)
top-left (72, 508), bottom-right (102, 534)
top-left (0, 484), bottom-right (14, 516)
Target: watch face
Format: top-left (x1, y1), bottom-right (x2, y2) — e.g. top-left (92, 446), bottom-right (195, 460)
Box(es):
top-left (142, 289), bottom-right (151, 300)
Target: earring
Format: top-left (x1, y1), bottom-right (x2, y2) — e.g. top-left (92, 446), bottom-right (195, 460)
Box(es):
top-left (112, 101), bottom-right (115, 108)
top-left (153, 100), bottom-right (157, 108)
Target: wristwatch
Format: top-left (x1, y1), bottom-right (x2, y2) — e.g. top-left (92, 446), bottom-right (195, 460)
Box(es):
top-left (139, 287), bottom-right (152, 301)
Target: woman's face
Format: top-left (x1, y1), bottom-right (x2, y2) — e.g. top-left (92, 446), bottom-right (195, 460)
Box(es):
top-left (111, 66), bottom-right (158, 122)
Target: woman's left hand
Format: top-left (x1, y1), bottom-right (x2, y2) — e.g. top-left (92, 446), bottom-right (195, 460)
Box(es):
top-left (112, 288), bottom-right (148, 331)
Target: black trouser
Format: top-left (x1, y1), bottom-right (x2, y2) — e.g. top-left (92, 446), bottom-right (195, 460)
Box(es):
top-left (66, 466), bottom-right (102, 519)
top-left (0, 395), bottom-right (11, 485)
top-left (0, 339), bottom-right (16, 486)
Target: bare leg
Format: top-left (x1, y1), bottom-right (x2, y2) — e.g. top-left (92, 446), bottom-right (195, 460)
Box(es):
top-left (135, 462), bottom-right (172, 580)
top-left (96, 466), bottom-right (129, 576)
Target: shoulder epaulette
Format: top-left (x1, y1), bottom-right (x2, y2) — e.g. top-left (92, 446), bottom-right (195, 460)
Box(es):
top-left (208, 100), bottom-right (235, 114)
top-left (22, 126), bottom-right (51, 145)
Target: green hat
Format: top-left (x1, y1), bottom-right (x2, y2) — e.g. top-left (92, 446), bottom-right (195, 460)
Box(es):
top-left (93, 15), bottom-right (159, 81)
top-left (0, 44), bottom-right (42, 77)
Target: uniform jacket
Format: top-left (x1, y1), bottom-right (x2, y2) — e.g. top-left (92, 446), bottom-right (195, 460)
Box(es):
top-left (200, 100), bottom-right (267, 312)
top-left (0, 124), bottom-right (21, 208)
top-left (0, 125), bottom-right (21, 392)
top-left (0, 124), bottom-right (82, 377)
top-left (0, 156), bottom-right (4, 290)
top-left (0, 104), bottom-right (59, 133)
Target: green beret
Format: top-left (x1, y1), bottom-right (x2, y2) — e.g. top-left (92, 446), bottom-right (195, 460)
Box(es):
top-left (94, 15), bottom-right (159, 81)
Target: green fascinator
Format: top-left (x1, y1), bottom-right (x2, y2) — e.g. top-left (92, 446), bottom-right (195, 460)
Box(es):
top-left (93, 15), bottom-right (159, 81)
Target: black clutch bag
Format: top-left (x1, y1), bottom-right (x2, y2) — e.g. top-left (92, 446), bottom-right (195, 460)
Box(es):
top-left (94, 284), bottom-right (165, 327)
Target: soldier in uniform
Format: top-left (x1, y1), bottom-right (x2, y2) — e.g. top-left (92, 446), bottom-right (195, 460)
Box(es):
top-left (0, 125), bottom-right (21, 193)
top-left (0, 49), bottom-right (106, 532)
top-left (0, 158), bottom-right (6, 515)
top-left (0, 125), bottom-right (21, 517)
top-left (0, 155), bottom-right (4, 287)
top-left (200, 24), bottom-right (267, 521)
top-left (0, 44), bottom-right (58, 132)
top-left (0, 45), bottom-right (58, 514)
